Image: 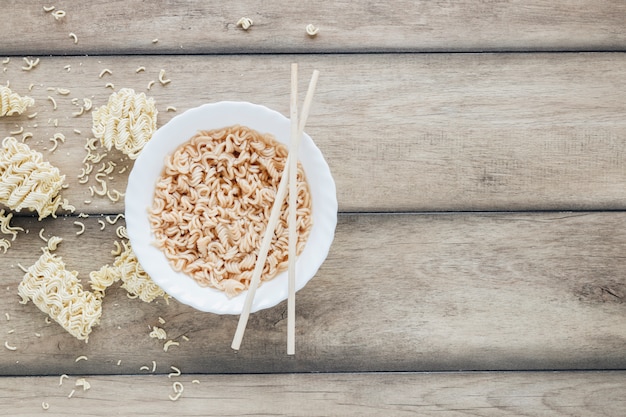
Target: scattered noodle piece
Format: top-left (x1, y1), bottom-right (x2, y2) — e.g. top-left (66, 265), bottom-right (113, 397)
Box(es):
top-left (158, 69), bottom-right (171, 85)
top-left (5, 313), bottom-right (9, 320)
top-left (169, 382), bottom-right (184, 401)
top-left (152, 360), bottom-right (157, 372)
top-left (69, 32), bottom-right (78, 44)
top-left (139, 365), bottom-right (150, 371)
top-left (136, 66), bottom-right (146, 73)
top-left (149, 326), bottom-right (166, 340)
top-left (168, 366), bottom-right (181, 378)
top-left (47, 236), bottom-right (63, 251)
top-left (0, 209), bottom-right (24, 240)
top-left (0, 138), bottom-right (74, 219)
top-left (21, 57), bottom-right (40, 71)
top-left (104, 161), bottom-right (116, 174)
top-left (67, 389), bottom-right (75, 399)
top-left (41, 402), bottom-right (49, 410)
top-left (47, 96), bottom-right (57, 110)
top-left (38, 228), bottom-right (48, 242)
top-left (59, 374), bottom-right (69, 385)
top-left (75, 355), bottom-right (88, 362)
top-left (107, 190), bottom-right (124, 202)
top-left (98, 220), bottom-right (106, 230)
top-left (43, 5), bottom-right (55, 12)
top-left (0, 86), bottom-right (34, 116)
top-left (4, 341), bottom-right (17, 351)
top-left (111, 240), bottom-right (122, 255)
top-left (56, 88), bottom-right (71, 95)
top-left (74, 221), bottom-right (85, 235)
top-left (51, 10), bottom-right (66, 20)
top-left (49, 133), bottom-right (66, 152)
top-left (99, 69), bottom-right (112, 78)
top-left (163, 340), bottom-right (179, 352)
top-left (236, 17), bottom-right (253, 30)
top-left (147, 80), bottom-right (155, 90)
top-left (18, 249), bottom-right (102, 342)
top-left (75, 378), bottom-right (91, 391)
top-left (166, 106), bottom-right (176, 112)
top-left (92, 88), bottom-right (158, 159)
top-left (158, 316), bottom-right (165, 324)
top-left (10, 126), bottom-right (24, 135)
top-left (105, 82), bottom-right (115, 90)
top-left (93, 173), bottom-right (108, 196)
top-left (305, 24), bottom-right (320, 36)
top-left (116, 225), bottom-right (128, 239)
top-left (106, 214), bottom-right (125, 224)
top-left (0, 238), bottom-right (9, 254)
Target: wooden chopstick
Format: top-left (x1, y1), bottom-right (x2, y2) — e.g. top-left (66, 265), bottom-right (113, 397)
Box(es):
top-left (287, 63), bottom-right (299, 355)
top-left (231, 66), bottom-right (319, 351)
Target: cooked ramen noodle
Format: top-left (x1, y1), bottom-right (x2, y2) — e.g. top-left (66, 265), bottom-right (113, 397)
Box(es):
top-left (149, 125), bottom-right (313, 297)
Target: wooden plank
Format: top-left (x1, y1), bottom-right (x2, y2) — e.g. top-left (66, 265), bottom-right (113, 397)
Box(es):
top-left (0, 212), bottom-right (624, 375)
top-left (1, 1), bottom-right (626, 54)
top-left (1, 371), bottom-right (625, 416)
top-left (2, 53), bottom-right (626, 213)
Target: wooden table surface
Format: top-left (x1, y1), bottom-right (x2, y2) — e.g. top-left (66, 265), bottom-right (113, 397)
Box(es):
top-left (1, 1), bottom-right (625, 415)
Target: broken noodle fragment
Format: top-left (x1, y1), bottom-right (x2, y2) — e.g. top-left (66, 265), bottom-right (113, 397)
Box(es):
top-left (89, 241), bottom-right (167, 303)
top-left (0, 85), bottom-right (34, 117)
top-left (18, 249), bottom-right (102, 342)
top-left (0, 137), bottom-right (74, 219)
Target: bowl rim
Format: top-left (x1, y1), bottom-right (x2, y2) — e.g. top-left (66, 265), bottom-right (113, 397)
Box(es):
top-left (125, 101), bottom-right (337, 314)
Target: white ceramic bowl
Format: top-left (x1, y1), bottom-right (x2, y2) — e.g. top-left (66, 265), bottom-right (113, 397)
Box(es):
top-left (125, 101), bottom-right (337, 314)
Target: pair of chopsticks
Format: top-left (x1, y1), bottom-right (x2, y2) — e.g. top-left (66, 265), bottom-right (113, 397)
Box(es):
top-left (231, 64), bottom-right (319, 354)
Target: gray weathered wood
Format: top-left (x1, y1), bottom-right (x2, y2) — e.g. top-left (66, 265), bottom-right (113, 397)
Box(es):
top-left (1, 1), bottom-right (626, 54)
top-left (0, 212), bottom-right (624, 375)
top-left (2, 53), bottom-right (626, 213)
top-left (1, 371), bottom-right (625, 416)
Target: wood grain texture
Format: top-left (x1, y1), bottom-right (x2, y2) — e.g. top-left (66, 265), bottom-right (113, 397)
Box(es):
top-left (0, 212), bottom-right (624, 375)
top-left (2, 53), bottom-right (626, 213)
top-left (1, 371), bottom-right (624, 416)
top-left (1, 1), bottom-right (626, 54)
